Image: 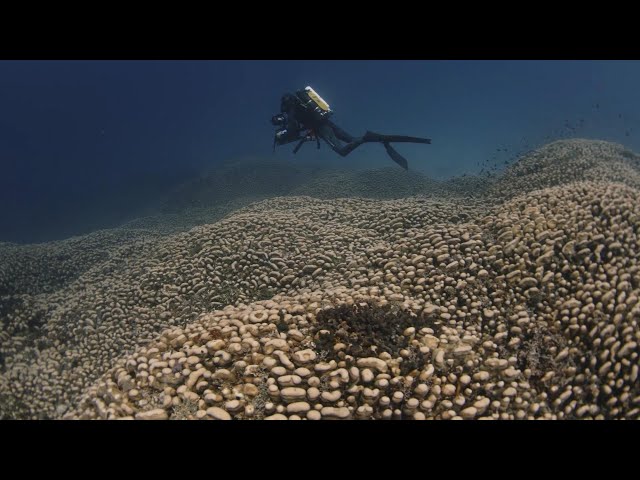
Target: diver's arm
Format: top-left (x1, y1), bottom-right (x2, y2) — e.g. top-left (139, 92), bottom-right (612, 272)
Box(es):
top-left (286, 112), bottom-right (300, 133)
top-left (275, 127), bottom-right (305, 145)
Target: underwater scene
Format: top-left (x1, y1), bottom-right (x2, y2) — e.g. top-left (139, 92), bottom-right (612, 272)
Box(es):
top-left (1, 60), bottom-right (639, 420)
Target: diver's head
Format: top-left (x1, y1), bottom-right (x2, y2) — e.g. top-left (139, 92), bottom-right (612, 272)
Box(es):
top-left (280, 93), bottom-right (298, 112)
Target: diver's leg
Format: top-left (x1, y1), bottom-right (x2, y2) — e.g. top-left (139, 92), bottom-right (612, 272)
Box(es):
top-left (318, 125), bottom-right (422, 167)
top-left (325, 137), bottom-right (409, 169)
top-left (326, 120), bottom-right (356, 143)
top-left (318, 124), bottom-right (365, 157)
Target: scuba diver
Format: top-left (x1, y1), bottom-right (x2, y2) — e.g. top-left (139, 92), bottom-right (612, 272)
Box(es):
top-left (271, 86), bottom-right (431, 170)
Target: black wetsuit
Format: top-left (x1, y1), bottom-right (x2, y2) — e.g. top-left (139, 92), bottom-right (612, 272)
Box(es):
top-left (277, 92), bottom-right (431, 170)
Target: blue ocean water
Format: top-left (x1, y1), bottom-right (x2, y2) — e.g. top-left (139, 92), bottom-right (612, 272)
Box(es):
top-left (1, 59), bottom-right (639, 242)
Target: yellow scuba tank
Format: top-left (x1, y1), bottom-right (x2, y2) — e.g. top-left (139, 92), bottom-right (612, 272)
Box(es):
top-left (304, 86), bottom-right (331, 113)
top-left (296, 86), bottom-right (333, 120)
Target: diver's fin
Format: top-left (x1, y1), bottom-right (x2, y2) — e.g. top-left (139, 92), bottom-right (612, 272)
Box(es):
top-left (364, 131), bottom-right (431, 144)
top-left (383, 142), bottom-right (409, 170)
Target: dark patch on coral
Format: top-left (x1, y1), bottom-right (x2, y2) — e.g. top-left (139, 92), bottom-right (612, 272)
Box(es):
top-left (26, 309), bottom-right (45, 332)
top-left (276, 309), bottom-right (289, 333)
top-left (255, 286), bottom-right (276, 301)
top-left (312, 302), bottom-right (438, 375)
top-left (276, 320), bottom-right (289, 333)
top-left (0, 296), bottom-right (23, 327)
top-left (516, 320), bottom-right (574, 397)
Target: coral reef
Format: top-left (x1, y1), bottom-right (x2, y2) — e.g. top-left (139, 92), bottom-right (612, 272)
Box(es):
top-left (0, 138), bottom-right (638, 420)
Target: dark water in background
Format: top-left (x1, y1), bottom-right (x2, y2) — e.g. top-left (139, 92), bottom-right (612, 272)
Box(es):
top-left (1, 60), bottom-right (640, 243)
